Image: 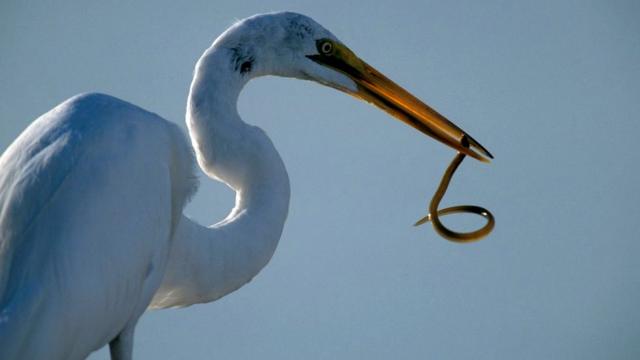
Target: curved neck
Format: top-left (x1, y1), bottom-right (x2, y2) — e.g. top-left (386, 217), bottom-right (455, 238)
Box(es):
top-left (188, 47), bottom-right (290, 218)
top-left (151, 46), bottom-right (290, 308)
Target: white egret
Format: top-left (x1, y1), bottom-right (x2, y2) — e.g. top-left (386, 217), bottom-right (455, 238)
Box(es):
top-left (0, 12), bottom-right (492, 360)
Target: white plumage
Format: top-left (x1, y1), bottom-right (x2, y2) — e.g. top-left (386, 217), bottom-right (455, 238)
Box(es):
top-left (0, 11), bottom-right (490, 359)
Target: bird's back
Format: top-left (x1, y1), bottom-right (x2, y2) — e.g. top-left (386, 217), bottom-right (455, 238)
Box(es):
top-left (0, 93), bottom-right (197, 359)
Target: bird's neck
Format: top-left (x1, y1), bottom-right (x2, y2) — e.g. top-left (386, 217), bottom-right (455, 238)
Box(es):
top-left (151, 47), bottom-right (290, 308)
top-left (188, 47), bottom-right (291, 216)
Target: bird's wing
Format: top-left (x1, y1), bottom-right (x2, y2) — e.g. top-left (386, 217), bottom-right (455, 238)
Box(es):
top-left (0, 93), bottom-right (197, 358)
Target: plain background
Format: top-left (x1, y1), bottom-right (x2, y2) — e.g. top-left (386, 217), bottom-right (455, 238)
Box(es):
top-left (1, 1), bottom-right (639, 359)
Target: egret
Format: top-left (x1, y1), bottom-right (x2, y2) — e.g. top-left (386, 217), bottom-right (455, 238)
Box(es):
top-left (0, 12), bottom-right (492, 359)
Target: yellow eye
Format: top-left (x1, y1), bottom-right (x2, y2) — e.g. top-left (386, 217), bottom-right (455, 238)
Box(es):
top-left (319, 40), bottom-right (334, 55)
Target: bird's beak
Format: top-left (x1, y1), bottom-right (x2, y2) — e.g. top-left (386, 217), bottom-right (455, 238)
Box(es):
top-left (307, 40), bottom-right (493, 162)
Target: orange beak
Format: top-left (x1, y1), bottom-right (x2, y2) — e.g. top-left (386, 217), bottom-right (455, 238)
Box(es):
top-left (308, 40), bottom-right (493, 162)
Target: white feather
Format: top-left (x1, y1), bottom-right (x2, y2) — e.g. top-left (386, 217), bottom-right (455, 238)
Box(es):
top-left (0, 11), bottom-right (355, 359)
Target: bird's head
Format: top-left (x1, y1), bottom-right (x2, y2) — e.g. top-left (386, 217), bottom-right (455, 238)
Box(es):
top-left (213, 11), bottom-right (492, 162)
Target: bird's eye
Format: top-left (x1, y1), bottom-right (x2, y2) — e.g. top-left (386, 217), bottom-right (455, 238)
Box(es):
top-left (319, 40), bottom-right (334, 55)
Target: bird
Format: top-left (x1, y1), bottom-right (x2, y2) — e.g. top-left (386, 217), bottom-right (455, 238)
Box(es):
top-left (0, 11), bottom-right (492, 360)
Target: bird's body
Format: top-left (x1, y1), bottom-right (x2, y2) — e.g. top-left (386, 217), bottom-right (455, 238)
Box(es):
top-left (0, 93), bottom-right (198, 358)
top-left (0, 11), bottom-right (490, 359)
top-left (0, 89), bottom-right (290, 358)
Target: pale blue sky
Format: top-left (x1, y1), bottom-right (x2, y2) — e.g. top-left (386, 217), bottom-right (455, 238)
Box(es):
top-left (1, 1), bottom-right (639, 359)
